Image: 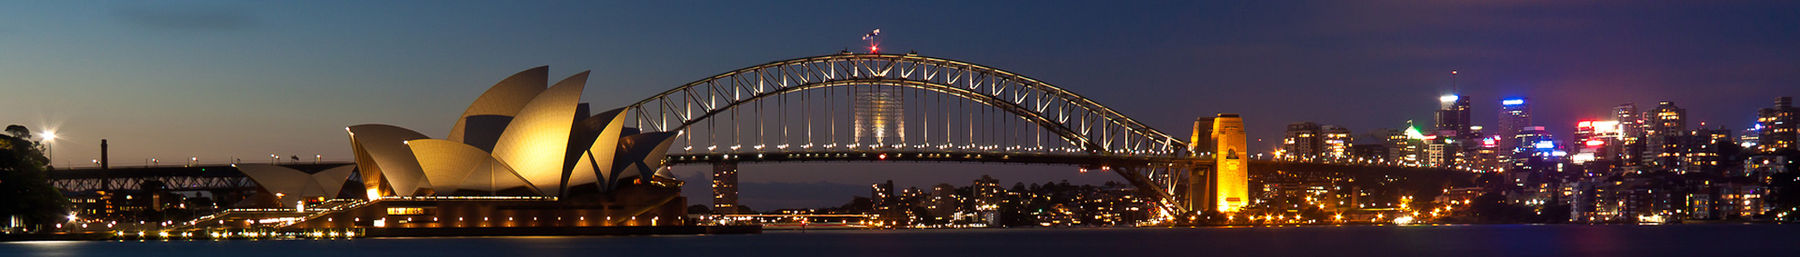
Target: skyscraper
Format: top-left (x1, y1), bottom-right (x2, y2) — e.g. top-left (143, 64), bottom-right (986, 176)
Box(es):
top-left (1498, 98), bottom-right (1531, 171)
top-left (1282, 122), bottom-right (1323, 159)
top-left (1756, 97), bottom-right (1796, 153)
top-left (1615, 104), bottom-right (1644, 168)
top-left (1643, 101), bottom-right (1687, 171)
top-left (1436, 94), bottom-right (1474, 142)
top-left (1435, 94), bottom-right (1472, 167)
top-left (712, 162), bottom-right (739, 214)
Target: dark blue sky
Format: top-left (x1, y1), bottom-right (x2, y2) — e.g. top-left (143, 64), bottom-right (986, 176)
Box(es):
top-left (3, 1), bottom-right (1796, 209)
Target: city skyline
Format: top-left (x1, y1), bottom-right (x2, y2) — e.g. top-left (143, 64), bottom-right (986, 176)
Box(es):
top-left (5, 1), bottom-right (1799, 209)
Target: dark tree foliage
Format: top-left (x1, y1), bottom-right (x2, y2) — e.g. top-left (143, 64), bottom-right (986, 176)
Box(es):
top-left (0, 125), bottom-right (70, 231)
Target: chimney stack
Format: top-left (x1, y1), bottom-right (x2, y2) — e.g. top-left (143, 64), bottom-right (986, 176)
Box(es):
top-left (100, 139), bottom-right (109, 170)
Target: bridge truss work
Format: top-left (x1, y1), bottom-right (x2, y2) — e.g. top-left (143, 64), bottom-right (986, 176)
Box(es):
top-left (623, 53), bottom-right (1209, 215)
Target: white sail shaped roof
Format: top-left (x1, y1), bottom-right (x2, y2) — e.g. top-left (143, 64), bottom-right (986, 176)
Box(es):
top-left (405, 139), bottom-right (488, 194)
top-left (348, 124), bottom-right (431, 196)
top-left (311, 165), bottom-right (357, 199)
top-left (448, 66), bottom-right (548, 146)
top-left (566, 108), bottom-right (628, 195)
top-left (490, 71), bottom-right (588, 197)
top-left (608, 132), bottom-right (679, 190)
top-left (237, 164), bottom-right (356, 206)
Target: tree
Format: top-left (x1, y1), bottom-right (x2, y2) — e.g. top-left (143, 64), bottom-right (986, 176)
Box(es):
top-left (0, 125), bottom-right (69, 232)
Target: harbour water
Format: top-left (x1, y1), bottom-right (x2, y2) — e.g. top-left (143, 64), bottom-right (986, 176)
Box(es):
top-left (5, 224), bottom-right (1799, 257)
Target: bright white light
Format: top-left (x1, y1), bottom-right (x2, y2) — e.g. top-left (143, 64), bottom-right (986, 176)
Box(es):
top-left (41, 131), bottom-right (56, 141)
top-left (1439, 95), bottom-right (1459, 102)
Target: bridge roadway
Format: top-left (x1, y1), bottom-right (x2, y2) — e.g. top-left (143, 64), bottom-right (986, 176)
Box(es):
top-left (666, 150), bottom-right (1212, 167)
top-left (49, 163), bottom-right (354, 192)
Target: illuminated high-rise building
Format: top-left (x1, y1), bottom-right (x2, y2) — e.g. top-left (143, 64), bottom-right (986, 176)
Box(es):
top-left (1323, 126), bottom-right (1353, 160)
top-left (1511, 126), bottom-right (1561, 177)
top-left (1281, 122), bottom-right (1323, 159)
top-left (1615, 104), bottom-right (1644, 168)
top-left (1572, 120), bottom-right (1623, 176)
top-left (1497, 98), bottom-right (1531, 171)
top-left (1434, 94), bottom-right (1472, 167)
top-left (1681, 126), bottom-right (1733, 174)
top-left (1387, 124), bottom-right (1428, 165)
top-left (1436, 95), bottom-right (1473, 141)
top-left (1212, 114), bottom-right (1248, 213)
top-left (1642, 101), bottom-right (1687, 171)
top-left (853, 86), bottom-right (904, 147)
top-left (1756, 97), bottom-right (1796, 153)
top-left (712, 162), bottom-right (739, 214)
top-left (971, 175), bottom-right (1004, 226)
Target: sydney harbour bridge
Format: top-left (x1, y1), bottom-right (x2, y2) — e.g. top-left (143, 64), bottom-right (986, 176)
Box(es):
top-left (618, 52), bottom-right (1222, 217)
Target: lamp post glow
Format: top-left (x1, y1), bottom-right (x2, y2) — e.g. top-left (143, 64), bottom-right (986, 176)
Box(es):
top-left (40, 131), bottom-right (55, 168)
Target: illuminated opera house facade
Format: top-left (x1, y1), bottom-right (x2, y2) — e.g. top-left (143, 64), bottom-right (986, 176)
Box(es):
top-left (236, 67), bottom-right (689, 231)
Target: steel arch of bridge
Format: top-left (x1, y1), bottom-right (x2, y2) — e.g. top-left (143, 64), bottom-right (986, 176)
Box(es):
top-left (625, 53), bottom-right (1188, 156)
top-left (623, 53), bottom-right (1202, 214)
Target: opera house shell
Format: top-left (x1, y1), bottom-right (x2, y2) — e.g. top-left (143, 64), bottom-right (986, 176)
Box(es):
top-left (252, 67), bottom-right (689, 230)
top-left (346, 67), bottom-right (682, 200)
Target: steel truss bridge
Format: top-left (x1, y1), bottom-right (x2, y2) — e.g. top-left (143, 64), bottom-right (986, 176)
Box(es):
top-left (623, 53), bottom-right (1209, 215)
top-left (50, 164), bottom-right (355, 193)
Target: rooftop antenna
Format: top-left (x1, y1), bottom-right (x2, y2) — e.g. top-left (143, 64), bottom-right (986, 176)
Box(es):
top-left (862, 29), bottom-right (881, 54)
top-left (1450, 69), bottom-right (1459, 94)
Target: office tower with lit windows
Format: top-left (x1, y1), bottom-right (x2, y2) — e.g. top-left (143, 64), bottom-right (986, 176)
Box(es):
top-left (1682, 127), bottom-right (1734, 174)
top-left (712, 162), bottom-right (740, 214)
top-left (1282, 122), bottom-right (1323, 159)
top-left (1323, 126), bottom-right (1353, 160)
top-left (871, 180), bottom-right (904, 226)
top-left (1756, 97), bottom-right (1796, 153)
top-left (1435, 94), bottom-right (1472, 167)
top-left (1511, 126), bottom-right (1561, 176)
top-left (1467, 126), bottom-right (1497, 171)
top-left (1615, 104), bottom-right (1644, 168)
top-left (1388, 125), bottom-right (1427, 165)
top-left (1498, 98), bottom-right (1531, 171)
top-left (1643, 101), bottom-right (1687, 171)
top-left (971, 175), bottom-right (1004, 226)
top-left (1573, 120), bottom-right (1623, 176)
top-left (1436, 95), bottom-right (1473, 141)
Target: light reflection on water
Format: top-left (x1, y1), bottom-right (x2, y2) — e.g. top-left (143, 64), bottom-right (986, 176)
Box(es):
top-left (4, 225), bottom-right (1799, 257)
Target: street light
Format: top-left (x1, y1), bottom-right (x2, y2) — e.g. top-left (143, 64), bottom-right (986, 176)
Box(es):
top-left (40, 131), bottom-right (55, 168)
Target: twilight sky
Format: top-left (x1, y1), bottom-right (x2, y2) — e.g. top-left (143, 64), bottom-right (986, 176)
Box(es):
top-left (3, 1), bottom-right (1796, 209)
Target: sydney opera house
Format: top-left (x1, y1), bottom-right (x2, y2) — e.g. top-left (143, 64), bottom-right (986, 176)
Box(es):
top-left (227, 67), bottom-right (694, 233)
